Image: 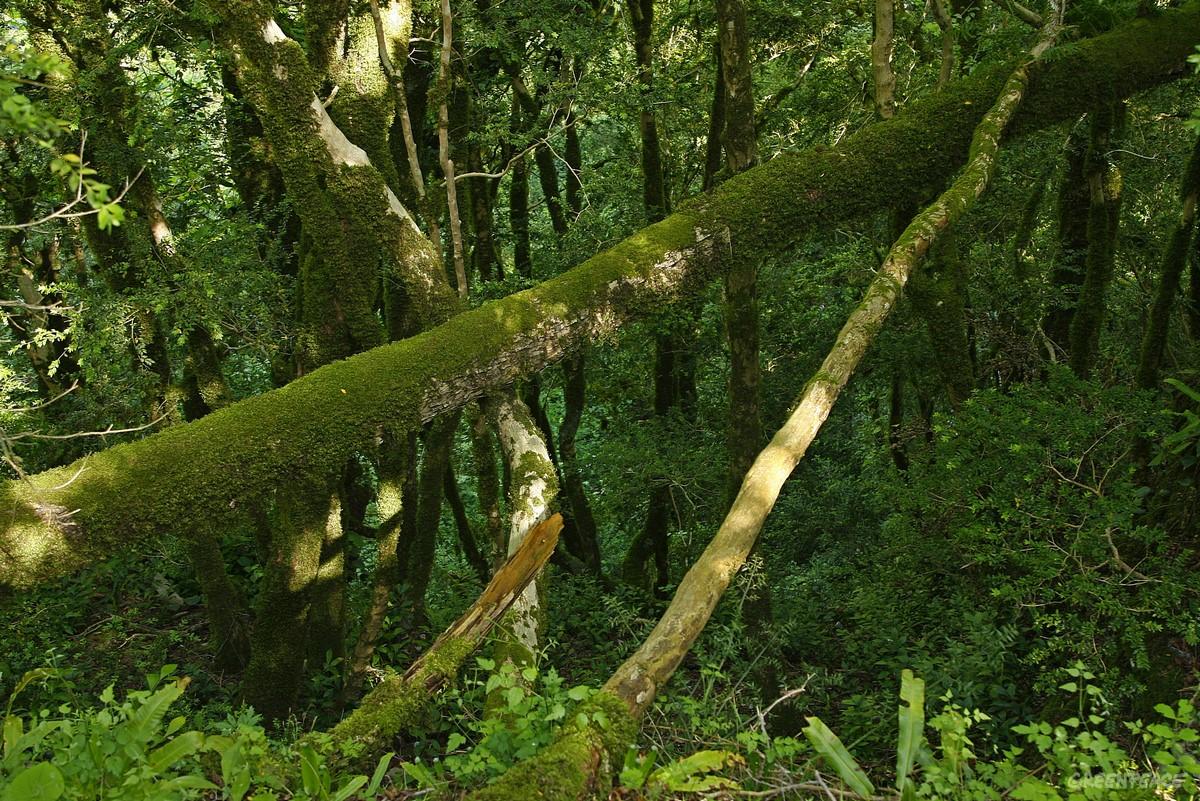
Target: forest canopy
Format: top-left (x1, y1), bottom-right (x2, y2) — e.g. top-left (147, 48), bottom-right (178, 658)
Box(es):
top-left (1, 0), bottom-right (1200, 798)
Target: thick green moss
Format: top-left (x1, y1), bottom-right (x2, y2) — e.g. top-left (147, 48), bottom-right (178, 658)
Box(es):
top-left (324, 635), bottom-right (474, 762)
top-left (468, 692), bottom-right (637, 801)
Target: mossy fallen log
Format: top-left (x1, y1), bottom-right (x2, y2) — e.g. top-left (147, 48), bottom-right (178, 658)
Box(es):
top-left (2, 3), bottom-right (1198, 590)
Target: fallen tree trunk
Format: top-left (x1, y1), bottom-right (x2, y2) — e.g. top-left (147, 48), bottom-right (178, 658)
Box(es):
top-left (2, 3), bottom-right (1197, 591)
top-left (464, 19), bottom-right (1054, 799)
top-left (322, 513), bottom-right (562, 760)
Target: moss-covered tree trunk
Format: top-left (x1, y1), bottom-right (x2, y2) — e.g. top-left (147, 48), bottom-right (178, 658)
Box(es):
top-left (242, 484), bottom-right (334, 720)
top-left (1068, 102), bottom-right (1125, 378)
top-left (1042, 120), bottom-right (1090, 357)
top-left (910, 229), bottom-right (975, 406)
top-left (1135, 137), bottom-right (1200, 389)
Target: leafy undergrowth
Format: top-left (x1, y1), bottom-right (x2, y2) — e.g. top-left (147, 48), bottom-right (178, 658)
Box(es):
top-left (3, 662), bottom-right (1197, 801)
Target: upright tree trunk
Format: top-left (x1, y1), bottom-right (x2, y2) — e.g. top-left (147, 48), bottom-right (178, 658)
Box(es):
top-left (558, 355), bottom-right (602, 572)
top-left (910, 229), bottom-right (975, 406)
top-left (437, 0), bottom-right (469, 298)
top-left (717, 0), bottom-right (760, 497)
top-left (702, 40), bottom-right (727, 192)
top-left (1136, 137), bottom-right (1200, 389)
top-left (242, 484), bottom-right (333, 721)
top-left (872, 0), bottom-right (897, 119)
top-left (1068, 102), bottom-right (1125, 378)
top-left (626, 0), bottom-right (684, 594)
top-left (306, 494), bottom-right (347, 663)
top-left (1043, 120), bottom-right (1091, 357)
top-left (404, 414), bottom-right (461, 625)
top-left (487, 392), bottom-right (558, 668)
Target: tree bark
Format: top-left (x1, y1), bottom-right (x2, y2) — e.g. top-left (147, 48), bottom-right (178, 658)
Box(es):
top-left (486, 391), bottom-right (558, 668)
top-left (872, 0), bottom-right (897, 119)
top-left (910, 229), bottom-right (975, 406)
top-left (1135, 137), bottom-right (1200, 389)
top-left (242, 483), bottom-right (333, 722)
top-left (1042, 120), bottom-right (1091, 357)
top-left (1068, 102), bottom-right (1125, 379)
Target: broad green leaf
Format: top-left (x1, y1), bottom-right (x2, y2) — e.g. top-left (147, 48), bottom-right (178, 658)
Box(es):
top-left (148, 730), bottom-right (205, 771)
top-left (896, 669), bottom-right (925, 794)
top-left (127, 679), bottom-right (187, 743)
top-left (330, 775), bottom-right (366, 801)
top-left (803, 717), bottom-right (875, 797)
top-left (2, 762), bottom-right (64, 801)
top-left (366, 752), bottom-right (393, 796)
top-left (299, 746), bottom-right (325, 798)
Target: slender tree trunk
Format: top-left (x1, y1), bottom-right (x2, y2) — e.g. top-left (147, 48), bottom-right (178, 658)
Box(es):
top-left (445, 461), bottom-right (490, 582)
top-left (1043, 120), bottom-right (1091, 357)
top-left (702, 40), bottom-right (726, 192)
top-left (341, 437), bottom-right (407, 705)
top-left (184, 532), bottom-right (251, 673)
top-left (1069, 102), bottom-right (1125, 378)
top-left (487, 392), bottom-right (558, 668)
top-left (558, 355), bottom-right (602, 572)
top-left (437, 0), bottom-right (468, 298)
top-left (888, 370), bottom-right (910, 471)
top-left (470, 406), bottom-right (506, 568)
top-left (1136, 137), bottom-right (1200, 389)
top-left (910, 229), bottom-right (974, 406)
top-left (405, 415), bottom-right (460, 625)
top-left (717, 0), bottom-right (760, 497)
top-left (626, 0), bottom-right (682, 595)
top-left (1190, 233), bottom-right (1200, 341)
top-left (872, 0), bottom-right (897, 119)
top-left (931, 0), bottom-right (955, 89)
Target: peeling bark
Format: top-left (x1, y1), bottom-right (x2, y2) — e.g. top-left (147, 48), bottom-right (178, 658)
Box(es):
top-left (326, 514), bottom-right (562, 760)
top-left (487, 391), bottom-right (558, 667)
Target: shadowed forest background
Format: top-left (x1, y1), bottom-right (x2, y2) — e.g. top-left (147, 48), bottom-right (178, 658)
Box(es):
top-left (2, 0), bottom-right (1200, 797)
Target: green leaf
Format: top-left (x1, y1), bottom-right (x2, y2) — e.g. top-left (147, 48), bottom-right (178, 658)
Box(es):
top-left (329, 775), bottom-right (366, 801)
top-left (400, 761), bottom-right (438, 790)
top-left (127, 679), bottom-right (187, 743)
top-left (895, 669), bottom-right (925, 795)
top-left (648, 750), bottom-right (741, 792)
top-left (148, 730), bottom-right (205, 771)
top-left (2, 762), bottom-right (64, 801)
top-left (5, 670), bottom-right (61, 718)
top-left (299, 746), bottom-right (325, 798)
top-left (803, 717), bottom-right (875, 797)
top-left (366, 752), bottom-right (393, 796)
